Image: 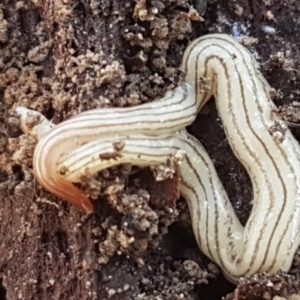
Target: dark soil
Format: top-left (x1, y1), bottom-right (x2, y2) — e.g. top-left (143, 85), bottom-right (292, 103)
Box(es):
top-left (1, 0), bottom-right (300, 299)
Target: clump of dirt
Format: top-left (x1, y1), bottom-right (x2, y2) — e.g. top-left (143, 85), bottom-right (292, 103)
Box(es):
top-left (225, 274), bottom-right (300, 300)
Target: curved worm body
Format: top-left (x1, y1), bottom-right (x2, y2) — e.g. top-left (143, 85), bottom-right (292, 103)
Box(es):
top-left (59, 130), bottom-right (245, 281)
top-left (16, 34), bottom-right (300, 282)
top-left (31, 83), bottom-right (201, 212)
top-left (180, 35), bottom-right (300, 278)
